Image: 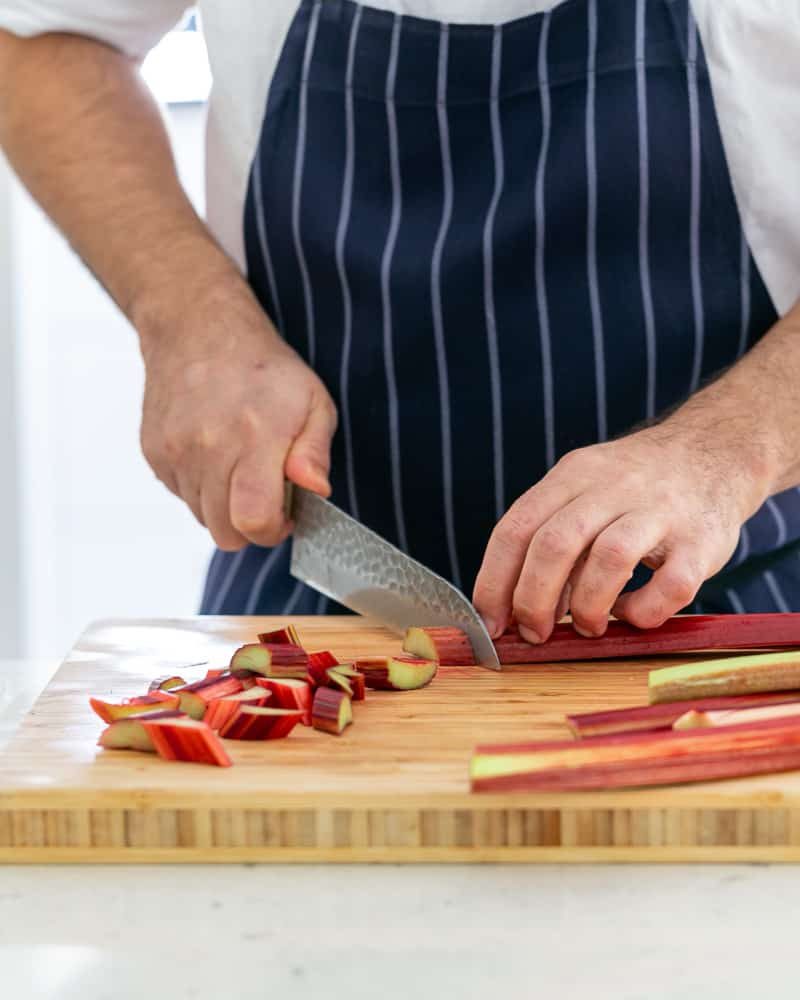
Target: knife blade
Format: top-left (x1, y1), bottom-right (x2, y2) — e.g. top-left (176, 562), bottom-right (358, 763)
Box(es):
top-left (289, 486), bottom-right (500, 670)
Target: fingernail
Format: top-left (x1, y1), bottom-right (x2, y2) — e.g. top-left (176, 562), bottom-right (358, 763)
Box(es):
top-left (518, 624), bottom-right (545, 645)
top-left (482, 617), bottom-right (499, 640)
top-left (574, 623), bottom-right (603, 638)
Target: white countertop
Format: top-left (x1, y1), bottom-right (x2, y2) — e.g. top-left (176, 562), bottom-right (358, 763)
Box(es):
top-left (2, 658), bottom-right (799, 1000)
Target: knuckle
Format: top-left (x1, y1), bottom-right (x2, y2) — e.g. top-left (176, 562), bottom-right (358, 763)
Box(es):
top-left (659, 568), bottom-right (699, 606)
top-left (238, 406), bottom-right (263, 437)
top-left (495, 511), bottom-right (532, 549)
top-left (512, 599), bottom-right (543, 630)
top-left (534, 525), bottom-right (571, 561)
top-left (626, 601), bottom-right (668, 630)
top-left (592, 537), bottom-right (637, 574)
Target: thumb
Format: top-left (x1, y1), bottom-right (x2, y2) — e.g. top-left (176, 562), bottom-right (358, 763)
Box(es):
top-left (284, 394), bottom-right (337, 496)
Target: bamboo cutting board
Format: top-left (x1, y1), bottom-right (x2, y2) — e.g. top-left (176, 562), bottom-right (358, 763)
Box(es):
top-left (3, 616), bottom-right (800, 863)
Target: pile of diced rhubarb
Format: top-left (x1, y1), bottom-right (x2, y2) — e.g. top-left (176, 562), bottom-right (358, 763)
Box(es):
top-left (91, 624), bottom-right (440, 767)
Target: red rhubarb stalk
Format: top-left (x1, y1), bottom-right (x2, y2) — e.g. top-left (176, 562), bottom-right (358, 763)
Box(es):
top-left (219, 706), bottom-right (303, 741)
top-left (403, 626), bottom-right (476, 665)
top-left (649, 650), bottom-right (800, 704)
top-left (174, 674), bottom-right (246, 720)
top-left (355, 655), bottom-right (437, 691)
top-left (567, 692), bottom-right (800, 739)
top-left (147, 675), bottom-right (187, 693)
top-left (312, 687), bottom-right (353, 735)
top-left (257, 625), bottom-right (302, 646)
top-left (327, 665), bottom-right (366, 701)
top-left (307, 650), bottom-right (339, 686)
top-left (471, 716), bottom-right (800, 791)
top-left (203, 687), bottom-right (272, 732)
top-left (255, 677), bottom-right (313, 725)
top-left (673, 702), bottom-right (800, 731)
top-left (98, 710), bottom-right (187, 752)
top-left (142, 716), bottom-right (232, 766)
top-left (89, 691), bottom-right (180, 724)
top-left (495, 614), bottom-right (800, 664)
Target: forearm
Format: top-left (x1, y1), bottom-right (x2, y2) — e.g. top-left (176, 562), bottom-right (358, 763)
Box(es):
top-left (658, 300), bottom-right (800, 506)
top-left (0, 29), bottom-right (263, 349)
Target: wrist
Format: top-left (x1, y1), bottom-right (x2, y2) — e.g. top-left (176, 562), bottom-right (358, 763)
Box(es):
top-left (132, 248), bottom-right (284, 366)
top-left (656, 383), bottom-right (781, 520)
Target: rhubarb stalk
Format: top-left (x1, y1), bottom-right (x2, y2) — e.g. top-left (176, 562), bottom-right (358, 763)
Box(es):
top-left (471, 716), bottom-right (800, 791)
top-left (649, 650), bottom-right (800, 704)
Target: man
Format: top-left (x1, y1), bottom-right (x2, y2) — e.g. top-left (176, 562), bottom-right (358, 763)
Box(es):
top-left (1, 0), bottom-right (799, 647)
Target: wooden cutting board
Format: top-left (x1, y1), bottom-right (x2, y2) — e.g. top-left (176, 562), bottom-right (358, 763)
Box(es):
top-left (3, 616), bottom-right (800, 863)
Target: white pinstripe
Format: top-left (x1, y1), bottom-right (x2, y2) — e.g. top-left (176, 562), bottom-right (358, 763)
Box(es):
top-left (482, 24), bottom-right (506, 520)
top-left (282, 578), bottom-right (305, 615)
top-left (687, 16), bottom-right (704, 392)
top-left (737, 227), bottom-right (751, 358)
top-left (253, 144), bottom-right (285, 335)
top-left (585, 0), bottom-right (607, 443)
top-left (725, 587), bottom-right (746, 614)
top-left (244, 543), bottom-right (286, 615)
top-left (534, 11), bottom-right (555, 468)
top-left (381, 14), bottom-right (409, 553)
top-left (431, 24), bottom-right (461, 586)
top-left (635, 0), bottom-right (657, 419)
top-left (291, 0), bottom-right (322, 365)
top-left (209, 547), bottom-right (248, 615)
top-left (764, 570), bottom-right (791, 613)
top-left (335, 4), bottom-right (363, 519)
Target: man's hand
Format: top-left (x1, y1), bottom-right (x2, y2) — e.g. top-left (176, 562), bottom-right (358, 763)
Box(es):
top-left (140, 280), bottom-right (337, 551)
top-left (473, 379), bottom-right (784, 643)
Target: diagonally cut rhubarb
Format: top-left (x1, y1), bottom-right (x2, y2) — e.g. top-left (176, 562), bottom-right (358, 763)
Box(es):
top-left (312, 687), bottom-right (353, 735)
top-left (649, 650), bottom-right (800, 704)
top-left (257, 625), bottom-right (302, 646)
top-left (566, 692), bottom-right (800, 738)
top-left (673, 702), bottom-right (800, 730)
top-left (403, 627), bottom-right (476, 665)
top-left (471, 716), bottom-right (800, 791)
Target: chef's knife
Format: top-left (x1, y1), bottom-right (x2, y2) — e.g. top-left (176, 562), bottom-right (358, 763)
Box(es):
top-left (289, 486), bottom-right (501, 670)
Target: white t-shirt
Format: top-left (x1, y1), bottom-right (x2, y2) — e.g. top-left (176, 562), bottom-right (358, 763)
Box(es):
top-left (2, 0), bottom-right (799, 314)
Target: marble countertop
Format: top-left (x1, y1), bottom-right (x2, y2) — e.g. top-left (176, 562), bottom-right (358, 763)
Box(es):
top-left (1, 658), bottom-right (799, 1000)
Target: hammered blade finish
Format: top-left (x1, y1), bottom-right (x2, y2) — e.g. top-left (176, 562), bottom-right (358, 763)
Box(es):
top-left (289, 488), bottom-right (500, 669)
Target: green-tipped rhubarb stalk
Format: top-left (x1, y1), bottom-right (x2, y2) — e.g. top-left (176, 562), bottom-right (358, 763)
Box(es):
top-left (649, 650), bottom-right (800, 704)
top-left (403, 627), bottom-right (475, 665)
top-left (471, 716), bottom-right (800, 792)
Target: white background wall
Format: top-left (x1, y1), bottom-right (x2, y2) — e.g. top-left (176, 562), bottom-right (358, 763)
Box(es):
top-left (4, 99), bottom-right (213, 661)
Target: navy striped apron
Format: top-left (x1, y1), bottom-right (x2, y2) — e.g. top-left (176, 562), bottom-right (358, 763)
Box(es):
top-left (202, 0), bottom-right (800, 618)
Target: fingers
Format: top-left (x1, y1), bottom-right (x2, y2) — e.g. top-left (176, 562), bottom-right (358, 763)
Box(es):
top-left (229, 441), bottom-right (291, 547)
top-left (612, 547), bottom-right (706, 629)
top-left (175, 469), bottom-right (206, 528)
top-left (568, 514), bottom-right (665, 637)
top-left (473, 478), bottom-right (578, 638)
top-left (511, 500), bottom-right (622, 644)
top-left (200, 461), bottom-right (247, 552)
top-left (284, 392), bottom-right (337, 497)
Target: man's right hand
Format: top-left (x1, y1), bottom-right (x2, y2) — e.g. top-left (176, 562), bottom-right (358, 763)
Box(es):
top-left (139, 279), bottom-right (338, 552)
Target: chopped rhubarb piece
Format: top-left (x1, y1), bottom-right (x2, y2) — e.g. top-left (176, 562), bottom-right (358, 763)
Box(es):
top-left (203, 668), bottom-right (227, 681)
top-left (673, 701), bottom-right (800, 731)
top-left (147, 675), bottom-right (186, 693)
top-left (492, 613), bottom-right (800, 664)
top-left (203, 687), bottom-right (272, 732)
top-left (257, 625), bottom-right (302, 646)
top-left (471, 715), bottom-right (800, 791)
top-left (307, 650), bottom-right (340, 685)
top-left (229, 642), bottom-right (308, 679)
top-left (326, 668), bottom-right (353, 698)
top-left (90, 691), bottom-right (179, 724)
top-left (312, 687), bottom-right (353, 735)
top-left (98, 710), bottom-right (186, 752)
top-left (256, 677), bottom-right (313, 725)
top-left (174, 674), bottom-right (246, 720)
top-left (219, 705), bottom-right (303, 740)
top-left (355, 655), bottom-right (437, 691)
top-left (566, 692), bottom-right (800, 738)
top-left (649, 650), bottom-right (800, 704)
top-left (403, 626), bottom-right (476, 665)
top-left (142, 716), bottom-right (232, 766)
top-left (327, 665), bottom-right (365, 701)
